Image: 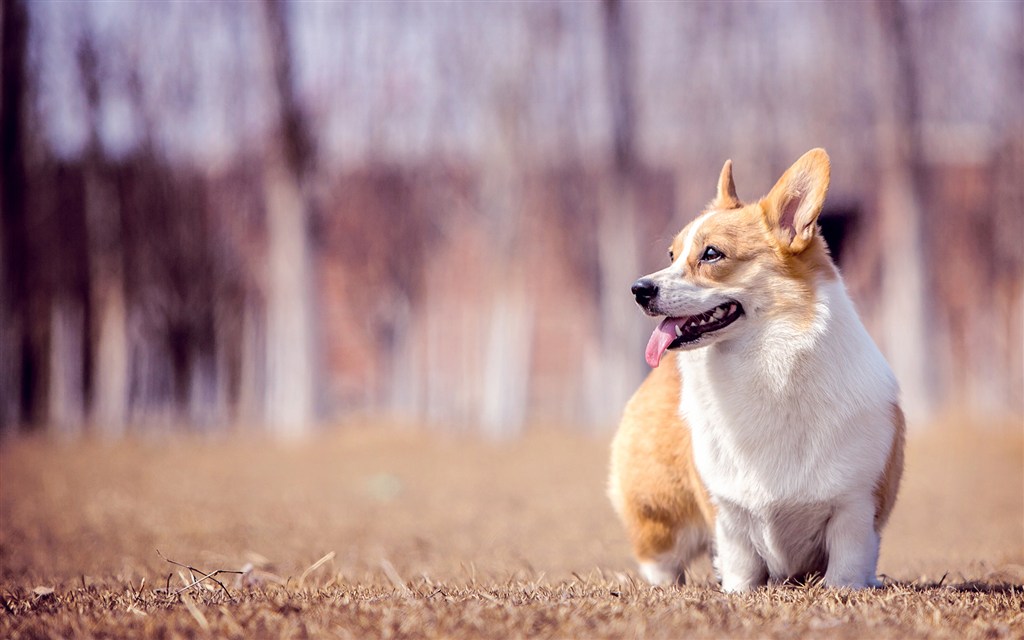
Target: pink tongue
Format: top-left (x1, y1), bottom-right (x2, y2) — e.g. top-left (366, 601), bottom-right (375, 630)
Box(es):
top-left (645, 317), bottom-right (685, 368)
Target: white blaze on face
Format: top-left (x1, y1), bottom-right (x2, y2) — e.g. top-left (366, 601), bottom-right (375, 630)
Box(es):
top-left (678, 210), bottom-right (719, 267)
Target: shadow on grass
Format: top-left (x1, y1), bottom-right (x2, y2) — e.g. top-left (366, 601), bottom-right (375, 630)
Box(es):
top-left (883, 574), bottom-right (1023, 595)
top-left (677, 572), bottom-right (1024, 596)
top-left (901, 577), bottom-right (1019, 593)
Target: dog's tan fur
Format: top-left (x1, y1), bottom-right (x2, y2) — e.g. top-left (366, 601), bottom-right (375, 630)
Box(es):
top-left (874, 403), bottom-right (905, 529)
top-left (608, 352), bottom-right (713, 566)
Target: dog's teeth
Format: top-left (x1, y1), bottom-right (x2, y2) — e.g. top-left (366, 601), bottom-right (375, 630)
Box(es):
top-left (675, 324), bottom-right (683, 337)
top-left (713, 308), bottom-right (725, 320)
top-left (729, 304), bottom-right (736, 314)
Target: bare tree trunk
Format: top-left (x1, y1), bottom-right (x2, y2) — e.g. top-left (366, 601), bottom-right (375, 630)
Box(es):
top-left (473, 73), bottom-right (536, 437)
top-left (480, 284), bottom-right (534, 439)
top-left (1, 0), bottom-right (30, 432)
top-left (77, 34), bottom-right (130, 437)
top-left (48, 297), bottom-right (85, 437)
top-left (423, 293), bottom-right (448, 426)
top-left (89, 292), bottom-right (128, 434)
top-left (236, 297), bottom-right (265, 428)
top-left (590, 182), bottom-right (643, 427)
top-left (985, 17), bottom-right (1024, 416)
top-left (87, 224), bottom-right (129, 436)
top-left (590, 0), bottom-right (644, 429)
top-left (873, 0), bottom-right (932, 424)
top-left (386, 293), bottom-right (422, 419)
top-left (261, 159), bottom-right (314, 435)
top-left (259, 0), bottom-right (316, 438)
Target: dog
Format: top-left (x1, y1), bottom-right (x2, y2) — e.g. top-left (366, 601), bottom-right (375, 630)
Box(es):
top-left (608, 149), bottom-right (904, 592)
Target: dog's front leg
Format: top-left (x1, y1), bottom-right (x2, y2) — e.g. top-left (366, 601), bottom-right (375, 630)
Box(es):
top-left (715, 512), bottom-right (767, 593)
top-left (823, 495), bottom-right (880, 589)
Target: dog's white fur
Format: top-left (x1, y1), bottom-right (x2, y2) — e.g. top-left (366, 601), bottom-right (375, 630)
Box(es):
top-left (673, 277), bottom-right (897, 590)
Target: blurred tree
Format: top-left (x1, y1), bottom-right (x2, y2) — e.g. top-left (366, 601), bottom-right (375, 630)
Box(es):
top-left (0, 0), bottom-right (32, 431)
top-left (259, 0), bottom-right (316, 437)
top-left (44, 161), bottom-right (90, 437)
top-left (477, 77), bottom-right (533, 438)
top-left (872, 0), bottom-right (932, 422)
top-left (588, 0), bottom-right (644, 426)
top-left (77, 33), bottom-right (129, 437)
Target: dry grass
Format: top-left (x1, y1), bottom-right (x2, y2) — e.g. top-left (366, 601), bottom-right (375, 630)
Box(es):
top-left (1, 419), bottom-right (1022, 638)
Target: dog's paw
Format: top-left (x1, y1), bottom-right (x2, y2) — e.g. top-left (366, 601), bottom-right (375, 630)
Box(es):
top-left (639, 561), bottom-right (684, 587)
top-left (720, 573), bottom-right (762, 593)
top-left (822, 574), bottom-right (872, 590)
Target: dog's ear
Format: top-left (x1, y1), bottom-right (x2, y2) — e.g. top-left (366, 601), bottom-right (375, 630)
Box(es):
top-left (762, 148), bottom-right (830, 253)
top-left (712, 159), bottom-right (741, 209)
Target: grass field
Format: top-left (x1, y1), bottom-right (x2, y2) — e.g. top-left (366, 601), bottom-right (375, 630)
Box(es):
top-left (1, 419), bottom-right (1022, 638)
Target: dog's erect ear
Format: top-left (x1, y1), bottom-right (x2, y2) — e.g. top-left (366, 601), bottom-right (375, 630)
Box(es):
top-left (713, 159), bottom-right (741, 209)
top-left (762, 148), bottom-right (831, 253)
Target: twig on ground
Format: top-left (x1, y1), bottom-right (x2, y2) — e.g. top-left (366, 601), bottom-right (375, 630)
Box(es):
top-left (156, 549), bottom-right (244, 599)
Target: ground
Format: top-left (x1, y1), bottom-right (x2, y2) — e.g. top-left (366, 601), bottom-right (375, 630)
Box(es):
top-left (1, 418), bottom-right (1021, 638)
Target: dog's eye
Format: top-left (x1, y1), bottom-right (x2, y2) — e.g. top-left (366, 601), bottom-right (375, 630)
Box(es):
top-left (700, 246), bottom-right (725, 262)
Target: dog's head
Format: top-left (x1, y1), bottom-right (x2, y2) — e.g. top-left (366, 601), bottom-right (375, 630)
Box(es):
top-left (635, 148), bottom-right (837, 367)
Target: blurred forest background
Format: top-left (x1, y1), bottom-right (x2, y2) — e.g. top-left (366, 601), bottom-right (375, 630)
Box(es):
top-left (1, 0), bottom-right (1021, 439)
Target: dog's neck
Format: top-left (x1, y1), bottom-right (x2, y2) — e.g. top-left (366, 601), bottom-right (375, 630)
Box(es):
top-left (677, 278), bottom-right (895, 410)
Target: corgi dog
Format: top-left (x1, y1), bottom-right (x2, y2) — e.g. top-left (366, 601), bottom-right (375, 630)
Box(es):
top-left (608, 149), bottom-right (904, 592)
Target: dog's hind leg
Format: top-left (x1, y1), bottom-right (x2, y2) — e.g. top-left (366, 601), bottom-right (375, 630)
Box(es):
top-left (636, 523), bottom-right (710, 586)
top-left (608, 355), bottom-right (714, 586)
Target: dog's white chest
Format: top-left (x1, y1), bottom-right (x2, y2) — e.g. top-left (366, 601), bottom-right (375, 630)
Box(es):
top-left (678, 280), bottom-right (898, 509)
top-left (683, 366), bottom-right (853, 505)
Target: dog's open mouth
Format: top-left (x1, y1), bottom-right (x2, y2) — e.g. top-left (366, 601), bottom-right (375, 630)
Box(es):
top-left (645, 301), bottom-right (744, 367)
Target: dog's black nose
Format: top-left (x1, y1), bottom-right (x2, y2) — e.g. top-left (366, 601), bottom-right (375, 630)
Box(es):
top-left (631, 278), bottom-right (658, 305)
